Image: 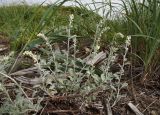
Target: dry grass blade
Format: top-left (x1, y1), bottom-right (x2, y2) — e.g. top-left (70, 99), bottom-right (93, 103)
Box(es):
top-left (128, 102), bottom-right (144, 115)
top-left (10, 67), bottom-right (39, 76)
top-left (15, 76), bottom-right (42, 85)
top-left (85, 51), bottom-right (106, 66)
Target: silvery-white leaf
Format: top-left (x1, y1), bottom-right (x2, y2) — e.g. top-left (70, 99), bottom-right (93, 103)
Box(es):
top-left (121, 82), bottom-right (128, 89)
top-left (101, 74), bottom-right (106, 81)
top-left (68, 76), bottom-right (74, 81)
top-left (110, 85), bottom-right (117, 91)
top-left (58, 79), bottom-right (64, 84)
top-left (92, 74), bottom-right (99, 83)
top-left (0, 83), bottom-right (4, 91)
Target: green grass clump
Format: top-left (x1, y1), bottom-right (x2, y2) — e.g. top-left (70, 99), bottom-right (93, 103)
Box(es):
top-left (121, 0), bottom-right (160, 77)
top-left (0, 3), bottom-right (102, 51)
